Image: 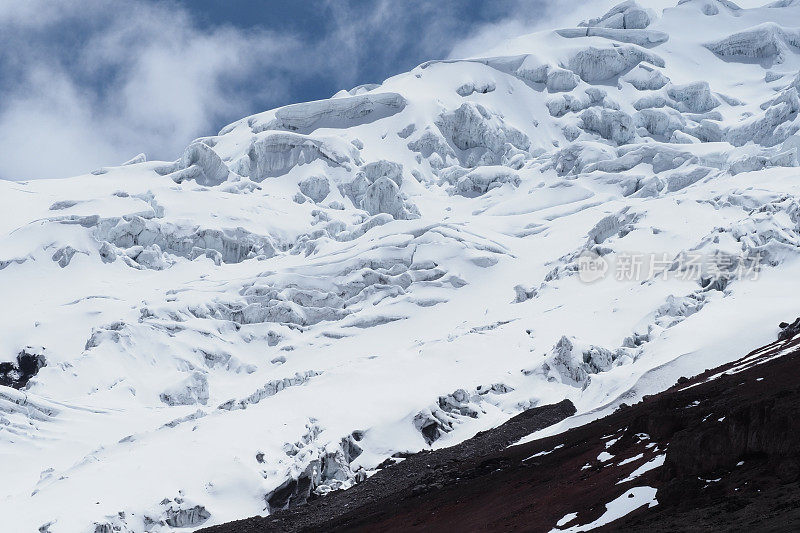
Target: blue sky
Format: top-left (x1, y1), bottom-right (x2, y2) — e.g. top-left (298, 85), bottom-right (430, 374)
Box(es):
top-left (180, 0), bottom-right (544, 105)
top-left (0, 0), bottom-right (555, 180)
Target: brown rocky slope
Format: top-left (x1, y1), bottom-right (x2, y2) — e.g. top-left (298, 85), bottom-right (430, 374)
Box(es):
top-left (201, 320), bottom-right (800, 532)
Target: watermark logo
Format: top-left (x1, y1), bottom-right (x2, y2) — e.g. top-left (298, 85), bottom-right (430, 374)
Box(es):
top-left (577, 250), bottom-right (762, 283)
top-left (577, 250), bottom-right (609, 283)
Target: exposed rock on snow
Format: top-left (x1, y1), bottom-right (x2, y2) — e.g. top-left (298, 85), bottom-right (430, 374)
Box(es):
top-left (778, 317), bottom-right (800, 340)
top-left (164, 505), bottom-right (211, 528)
top-left (0, 347), bottom-right (46, 389)
top-left (265, 430), bottom-right (366, 512)
top-left (413, 385), bottom-right (511, 444)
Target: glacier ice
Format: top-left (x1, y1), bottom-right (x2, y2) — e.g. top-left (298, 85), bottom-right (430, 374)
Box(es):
top-left (580, 108), bottom-right (636, 144)
top-left (298, 175), bottom-right (331, 203)
top-left (159, 371), bottom-right (209, 406)
top-left (434, 102), bottom-right (531, 166)
top-left (91, 215), bottom-right (278, 267)
top-left (705, 22), bottom-right (800, 65)
top-left (582, 1), bottom-right (653, 30)
top-left (546, 68), bottom-right (581, 92)
top-left (237, 92), bottom-right (407, 135)
top-left (233, 132), bottom-right (360, 181)
top-left (361, 176), bottom-right (418, 219)
top-left (666, 82), bottom-right (720, 113)
top-left (566, 45), bottom-right (664, 83)
top-left (173, 142), bottom-right (230, 186)
top-left (445, 166), bottom-right (521, 197)
top-left (556, 27), bottom-right (669, 47)
top-left (530, 336), bottom-right (628, 389)
top-left (623, 65), bottom-right (670, 90)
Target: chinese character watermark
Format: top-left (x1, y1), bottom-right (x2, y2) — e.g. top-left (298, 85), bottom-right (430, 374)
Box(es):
top-left (578, 251), bottom-right (762, 284)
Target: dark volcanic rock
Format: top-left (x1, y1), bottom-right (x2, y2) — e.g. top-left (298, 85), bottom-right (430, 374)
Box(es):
top-left (267, 464), bottom-right (316, 512)
top-left (165, 505), bottom-right (211, 528)
top-left (779, 317), bottom-right (800, 341)
top-left (201, 329), bottom-right (800, 533)
top-left (200, 399), bottom-right (575, 533)
top-left (0, 347), bottom-right (46, 389)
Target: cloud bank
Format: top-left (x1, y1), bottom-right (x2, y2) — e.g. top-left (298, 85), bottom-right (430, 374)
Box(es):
top-left (0, 0), bottom-right (312, 180)
top-left (0, 0), bottom-right (562, 180)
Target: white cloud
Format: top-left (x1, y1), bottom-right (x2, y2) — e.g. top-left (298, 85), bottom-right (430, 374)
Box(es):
top-left (0, 0), bottom-right (306, 180)
top-left (0, 0), bottom-right (584, 181)
top-left (1, 0), bottom-right (495, 180)
top-left (447, 0), bottom-right (624, 60)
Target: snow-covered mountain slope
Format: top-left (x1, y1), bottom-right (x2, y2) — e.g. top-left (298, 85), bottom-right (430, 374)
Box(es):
top-left (3, 1), bottom-right (800, 531)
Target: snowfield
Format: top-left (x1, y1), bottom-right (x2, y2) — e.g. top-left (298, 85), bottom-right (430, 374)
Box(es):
top-left (3, 1), bottom-right (800, 531)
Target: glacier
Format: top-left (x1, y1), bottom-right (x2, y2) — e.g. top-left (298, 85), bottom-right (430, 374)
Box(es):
top-left (3, 1), bottom-right (800, 531)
